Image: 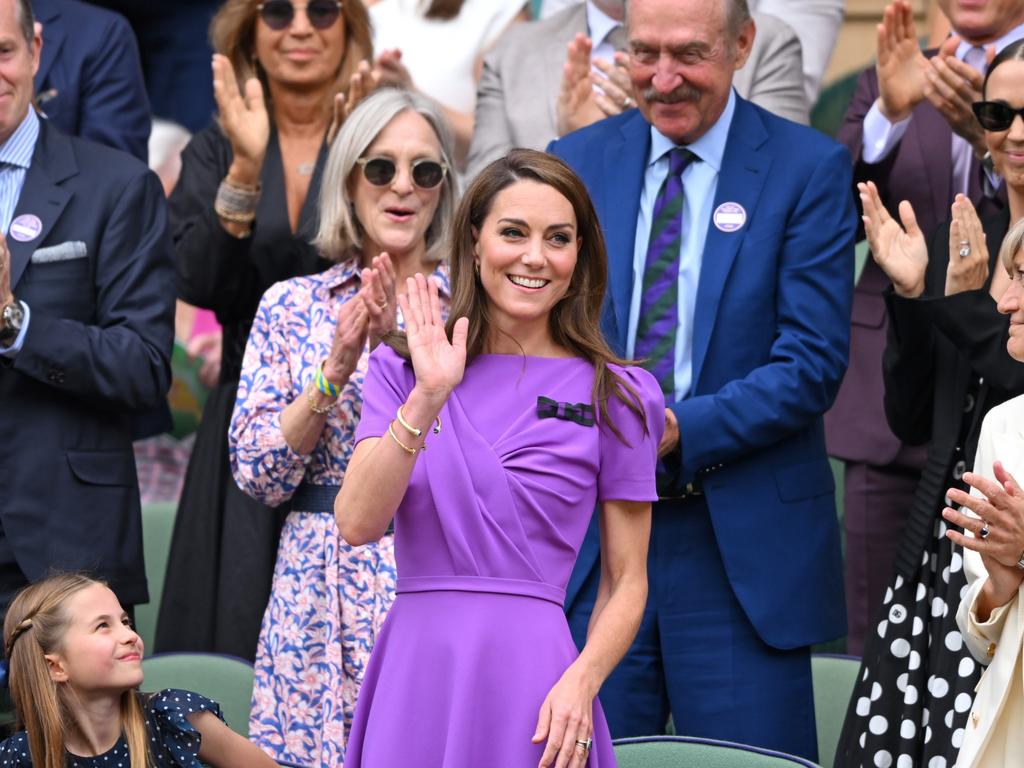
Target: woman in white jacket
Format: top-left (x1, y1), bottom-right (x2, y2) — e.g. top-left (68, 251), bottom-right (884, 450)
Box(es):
top-left (943, 216), bottom-right (1024, 768)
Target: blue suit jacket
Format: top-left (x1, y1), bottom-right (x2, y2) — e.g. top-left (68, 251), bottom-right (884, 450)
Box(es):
top-left (33, 0), bottom-right (150, 162)
top-left (550, 96), bottom-right (855, 649)
top-left (0, 120), bottom-right (174, 606)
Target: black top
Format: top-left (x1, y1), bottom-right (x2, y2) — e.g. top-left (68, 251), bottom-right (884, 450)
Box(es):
top-left (0, 689), bottom-right (222, 767)
top-left (883, 206), bottom-right (1024, 574)
top-left (169, 122), bottom-right (330, 382)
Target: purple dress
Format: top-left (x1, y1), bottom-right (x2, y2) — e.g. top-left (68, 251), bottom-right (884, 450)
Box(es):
top-left (345, 346), bottom-right (664, 767)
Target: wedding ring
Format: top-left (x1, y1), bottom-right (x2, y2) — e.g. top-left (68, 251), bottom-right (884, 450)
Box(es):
top-left (623, 96), bottom-right (635, 109)
top-left (375, 298), bottom-right (388, 310)
top-left (575, 738), bottom-right (592, 751)
top-left (958, 240), bottom-right (971, 259)
top-left (979, 522), bottom-right (990, 539)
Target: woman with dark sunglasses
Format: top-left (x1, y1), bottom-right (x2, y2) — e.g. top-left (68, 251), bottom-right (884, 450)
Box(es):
top-left (156, 0), bottom-right (375, 672)
top-left (228, 88), bottom-right (459, 767)
top-left (835, 39), bottom-right (1024, 768)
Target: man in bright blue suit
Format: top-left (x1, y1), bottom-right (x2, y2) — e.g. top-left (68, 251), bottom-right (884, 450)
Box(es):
top-left (549, 0), bottom-right (856, 760)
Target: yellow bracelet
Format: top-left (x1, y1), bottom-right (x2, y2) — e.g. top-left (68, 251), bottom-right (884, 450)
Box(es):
top-left (395, 405), bottom-right (442, 437)
top-left (387, 421), bottom-right (422, 455)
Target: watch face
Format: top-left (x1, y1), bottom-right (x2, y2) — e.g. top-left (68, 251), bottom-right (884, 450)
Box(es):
top-left (2, 301), bottom-right (23, 335)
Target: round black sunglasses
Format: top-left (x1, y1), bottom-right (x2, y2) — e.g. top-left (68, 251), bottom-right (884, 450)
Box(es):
top-left (355, 157), bottom-right (448, 189)
top-left (257, 0), bottom-right (342, 31)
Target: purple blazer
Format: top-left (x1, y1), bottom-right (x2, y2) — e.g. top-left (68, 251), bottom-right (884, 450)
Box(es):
top-left (824, 60), bottom-right (1005, 464)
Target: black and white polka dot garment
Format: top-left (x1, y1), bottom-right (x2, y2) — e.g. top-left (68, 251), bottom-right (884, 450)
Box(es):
top-left (834, 515), bottom-right (981, 768)
top-left (0, 689), bottom-right (223, 767)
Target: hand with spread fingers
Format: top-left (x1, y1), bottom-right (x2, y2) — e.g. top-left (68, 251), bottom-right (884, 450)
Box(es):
top-left (323, 293), bottom-right (370, 387)
top-left (212, 53), bottom-right (270, 184)
top-left (874, 0), bottom-right (929, 122)
top-left (399, 273), bottom-right (468, 402)
top-left (591, 52), bottom-right (637, 118)
top-left (358, 252), bottom-right (399, 348)
top-left (532, 664), bottom-right (596, 768)
top-left (942, 462), bottom-right (1024, 613)
top-left (556, 34), bottom-right (606, 138)
top-left (944, 194), bottom-right (989, 296)
top-left (327, 60), bottom-right (382, 145)
top-left (859, 180), bottom-right (928, 298)
top-left (924, 36), bottom-right (989, 156)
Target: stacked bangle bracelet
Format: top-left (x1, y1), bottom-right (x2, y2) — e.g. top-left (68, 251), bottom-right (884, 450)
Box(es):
top-left (387, 422), bottom-right (422, 455)
top-left (214, 175), bottom-right (261, 224)
top-left (395, 405), bottom-right (441, 437)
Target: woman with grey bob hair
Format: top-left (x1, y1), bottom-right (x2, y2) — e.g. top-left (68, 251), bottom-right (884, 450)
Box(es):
top-left (315, 87), bottom-right (459, 263)
top-left (227, 86), bottom-right (457, 765)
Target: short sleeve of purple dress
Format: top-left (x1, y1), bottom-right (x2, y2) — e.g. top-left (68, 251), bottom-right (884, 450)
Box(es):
top-left (348, 346), bottom-right (664, 767)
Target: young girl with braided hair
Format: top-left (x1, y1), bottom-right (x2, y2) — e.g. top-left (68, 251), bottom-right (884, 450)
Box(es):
top-left (0, 574), bottom-right (276, 768)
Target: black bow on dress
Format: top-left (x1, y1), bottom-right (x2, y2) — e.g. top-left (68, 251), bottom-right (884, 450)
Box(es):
top-left (536, 396), bottom-right (595, 427)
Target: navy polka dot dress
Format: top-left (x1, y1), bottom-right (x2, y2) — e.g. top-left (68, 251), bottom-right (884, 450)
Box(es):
top-left (0, 689), bottom-right (223, 767)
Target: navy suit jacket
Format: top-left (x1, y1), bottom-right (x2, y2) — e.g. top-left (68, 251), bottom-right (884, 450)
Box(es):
top-left (33, 0), bottom-right (150, 162)
top-left (0, 120), bottom-right (174, 605)
top-left (550, 96), bottom-right (855, 648)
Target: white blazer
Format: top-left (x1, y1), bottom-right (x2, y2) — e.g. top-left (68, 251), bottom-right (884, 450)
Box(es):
top-left (955, 395), bottom-right (1024, 768)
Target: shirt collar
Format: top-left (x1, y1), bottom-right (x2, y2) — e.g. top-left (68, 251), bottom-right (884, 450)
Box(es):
top-left (955, 21), bottom-right (1024, 63)
top-left (316, 257), bottom-right (452, 299)
top-left (646, 87), bottom-right (736, 174)
top-left (0, 108), bottom-right (39, 170)
top-left (586, 1), bottom-right (620, 50)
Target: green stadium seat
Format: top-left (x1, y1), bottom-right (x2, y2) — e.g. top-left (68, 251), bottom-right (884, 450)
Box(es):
top-left (136, 501), bottom-right (177, 652)
top-left (142, 652), bottom-right (254, 737)
top-left (812, 653), bottom-right (861, 768)
top-left (614, 736), bottom-right (821, 767)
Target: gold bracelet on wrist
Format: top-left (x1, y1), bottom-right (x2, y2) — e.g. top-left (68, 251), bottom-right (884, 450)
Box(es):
top-left (387, 421), bottom-right (422, 455)
top-left (214, 204), bottom-right (256, 224)
top-left (395, 404), bottom-right (442, 437)
top-left (306, 386), bottom-right (337, 415)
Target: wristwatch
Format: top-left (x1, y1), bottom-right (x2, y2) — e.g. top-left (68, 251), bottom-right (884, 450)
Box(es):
top-left (1016, 549), bottom-right (1024, 571)
top-left (0, 299), bottom-right (25, 346)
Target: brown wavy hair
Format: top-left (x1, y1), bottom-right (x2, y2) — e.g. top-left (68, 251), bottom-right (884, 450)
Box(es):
top-left (210, 0), bottom-right (373, 118)
top-left (4, 574), bottom-right (151, 768)
top-left (391, 149), bottom-right (648, 442)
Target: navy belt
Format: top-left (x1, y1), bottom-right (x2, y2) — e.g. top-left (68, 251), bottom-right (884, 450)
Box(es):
top-left (291, 482), bottom-right (340, 513)
top-left (291, 482), bottom-right (394, 535)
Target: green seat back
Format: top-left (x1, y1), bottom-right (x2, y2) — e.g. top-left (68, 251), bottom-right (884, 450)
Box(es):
top-left (614, 736), bottom-right (821, 768)
top-left (136, 501), bottom-right (177, 652)
top-left (142, 653), bottom-right (254, 737)
top-left (812, 654), bottom-right (861, 768)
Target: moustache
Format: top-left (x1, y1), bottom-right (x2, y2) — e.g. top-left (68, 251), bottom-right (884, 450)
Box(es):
top-left (641, 84), bottom-right (701, 104)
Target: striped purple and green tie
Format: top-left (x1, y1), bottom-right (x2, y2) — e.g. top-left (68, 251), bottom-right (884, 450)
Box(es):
top-left (635, 147), bottom-right (697, 396)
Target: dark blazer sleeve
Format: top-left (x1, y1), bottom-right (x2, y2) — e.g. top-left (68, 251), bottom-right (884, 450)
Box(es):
top-left (73, 10), bottom-right (150, 163)
top-left (12, 170), bottom-right (174, 410)
top-left (170, 127), bottom-right (259, 317)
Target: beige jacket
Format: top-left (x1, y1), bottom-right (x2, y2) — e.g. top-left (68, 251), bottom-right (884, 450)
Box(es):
top-left (955, 395), bottom-right (1024, 768)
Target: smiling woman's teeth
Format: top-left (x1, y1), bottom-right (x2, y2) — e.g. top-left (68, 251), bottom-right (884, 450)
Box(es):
top-left (508, 275), bottom-right (548, 288)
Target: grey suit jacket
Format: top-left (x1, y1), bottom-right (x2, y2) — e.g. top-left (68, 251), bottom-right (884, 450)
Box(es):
top-left (466, 5), bottom-right (808, 179)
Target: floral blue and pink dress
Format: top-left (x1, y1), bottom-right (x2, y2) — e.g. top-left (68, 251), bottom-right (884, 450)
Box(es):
top-left (229, 259), bottom-right (449, 767)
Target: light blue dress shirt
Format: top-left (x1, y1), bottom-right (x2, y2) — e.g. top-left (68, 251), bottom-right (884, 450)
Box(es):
top-left (626, 89), bottom-right (736, 402)
top-left (0, 108), bottom-right (41, 358)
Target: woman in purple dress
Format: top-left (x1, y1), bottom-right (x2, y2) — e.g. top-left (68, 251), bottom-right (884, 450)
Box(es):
top-left (335, 149), bottom-right (664, 767)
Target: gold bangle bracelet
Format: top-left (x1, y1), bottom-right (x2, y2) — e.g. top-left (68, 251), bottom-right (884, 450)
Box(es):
top-left (387, 421), bottom-right (422, 455)
top-left (306, 387), bottom-right (336, 415)
top-left (395, 405), bottom-right (442, 437)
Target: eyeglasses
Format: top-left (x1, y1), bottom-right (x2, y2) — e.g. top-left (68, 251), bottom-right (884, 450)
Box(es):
top-left (355, 157), bottom-right (448, 189)
top-left (257, 0), bottom-right (342, 31)
top-left (972, 100), bottom-right (1024, 132)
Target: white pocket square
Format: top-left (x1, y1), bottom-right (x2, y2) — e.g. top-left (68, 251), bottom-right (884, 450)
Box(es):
top-left (30, 241), bottom-right (87, 263)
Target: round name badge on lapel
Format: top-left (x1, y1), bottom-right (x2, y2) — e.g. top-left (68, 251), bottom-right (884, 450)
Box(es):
top-left (713, 202), bottom-right (746, 233)
top-left (9, 214), bottom-right (42, 242)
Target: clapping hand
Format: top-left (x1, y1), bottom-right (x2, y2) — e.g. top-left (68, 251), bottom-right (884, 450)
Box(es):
top-left (859, 181), bottom-right (928, 298)
top-left (358, 252), bottom-right (399, 348)
top-left (556, 34), bottom-right (606, 137)
top-left (924, 36), bottom-right (991, 156)
top-left (943, 462), bottom-right (1024, 609)
top-left (212, 54), bottom-right (269, 183)
top-left (399, 273), bottom-right (468, 403)
top-left (875, 0), bottom-right (928, 122)
top-left (323, 295), bottom-right (369, 386)
top-left (327, 60), bottom-right (382, 145)
top-left (591, 52), bottom-right (637, 118)
top-left (945, 194), bottom-right (989, 296)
